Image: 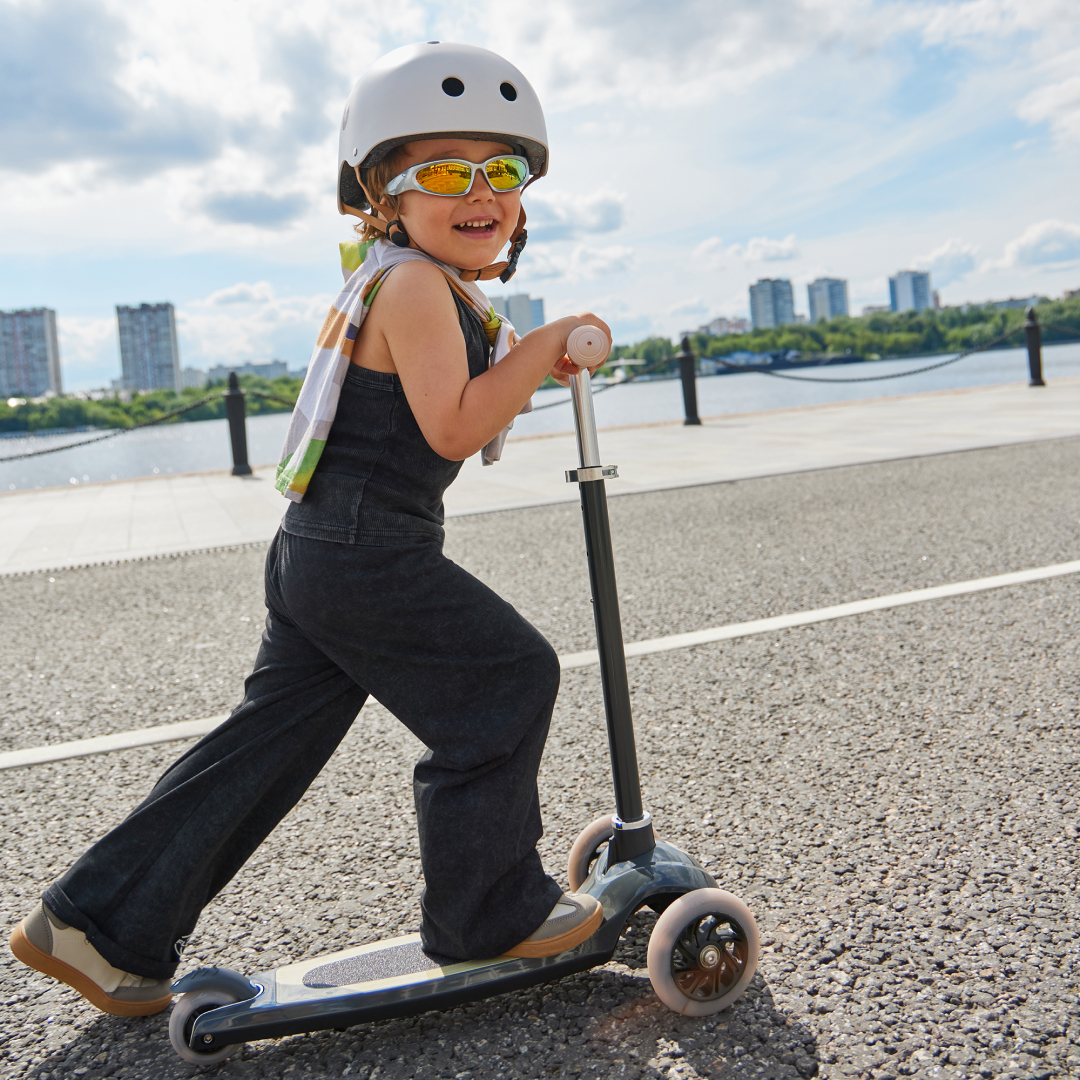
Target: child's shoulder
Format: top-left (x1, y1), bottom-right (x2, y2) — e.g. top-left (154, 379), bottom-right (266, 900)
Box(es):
top-left (378, 259), bottom-right (458, 310)
top-left (365, 258), bottom-right (459, 333)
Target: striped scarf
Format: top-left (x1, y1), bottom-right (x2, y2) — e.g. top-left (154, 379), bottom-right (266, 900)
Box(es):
top-left (275, 239), bottom-right (522, 503)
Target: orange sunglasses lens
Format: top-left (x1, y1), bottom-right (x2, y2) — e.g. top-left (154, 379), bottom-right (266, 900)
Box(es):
top-left (414, 161), bottom-right (475, 195)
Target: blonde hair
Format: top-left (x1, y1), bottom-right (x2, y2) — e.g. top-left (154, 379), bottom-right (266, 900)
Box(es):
top-left (354, 151), bottom-right (405, 242)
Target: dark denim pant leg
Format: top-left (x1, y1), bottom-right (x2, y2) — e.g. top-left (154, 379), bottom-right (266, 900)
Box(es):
top-left (46, 585), bottom-right (367, 980)
top-left (277, 533), bottom-right (565, 960)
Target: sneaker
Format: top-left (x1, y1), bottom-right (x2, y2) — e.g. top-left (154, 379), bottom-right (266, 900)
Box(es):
top-left (9, 901), bottom-right (173, 1016)
top-left (504, 892), bottom-right (603, 958)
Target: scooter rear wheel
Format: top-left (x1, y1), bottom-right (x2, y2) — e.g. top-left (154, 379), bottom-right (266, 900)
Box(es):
top-left (169, 990), bottom-right (243, 1065)
top-left (567, 815), bottom-right (615, 891)
top-left (646, 889), bottom-right (759, 1016)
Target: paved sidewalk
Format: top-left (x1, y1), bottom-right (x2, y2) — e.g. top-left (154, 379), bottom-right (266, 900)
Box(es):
top-left (1, 377), bottom-right (1077, 575)
top-left (3, 439), bottom-right (1079, 1079)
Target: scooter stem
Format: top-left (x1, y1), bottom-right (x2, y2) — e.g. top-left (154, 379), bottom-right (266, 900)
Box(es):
top-left (566, 334), bottom-right (656, 862)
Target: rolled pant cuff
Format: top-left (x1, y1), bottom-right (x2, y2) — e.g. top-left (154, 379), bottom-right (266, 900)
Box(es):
top-left (43, 885), bottom-right (179, 982)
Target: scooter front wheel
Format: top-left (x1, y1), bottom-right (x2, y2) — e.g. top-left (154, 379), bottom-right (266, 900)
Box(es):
top-left (169, 990), bottom-right (244, 1065)
top-left (646, 888), bottom-right (759, 1016)
top-left (567, 815), bottom-right (615, 891)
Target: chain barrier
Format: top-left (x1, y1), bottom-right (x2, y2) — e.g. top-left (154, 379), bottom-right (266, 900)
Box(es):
top-left (246, 389), bottom-right (299, 408)
top-left (525, 317), bottom-right (1055, 407)
top-left (0, 392), bottom-right (227, 463)
top-left (1042, 323), bottom-right (1080, 340)
top-left (710, 327), bottom-right (1025, 383)
top-left (0, 386), bottom-right (303, 464)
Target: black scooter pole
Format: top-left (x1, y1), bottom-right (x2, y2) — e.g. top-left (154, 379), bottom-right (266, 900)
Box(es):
top-left (565, 328), bottom-right (656, 863)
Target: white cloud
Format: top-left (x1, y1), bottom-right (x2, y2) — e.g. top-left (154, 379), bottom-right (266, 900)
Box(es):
top-left (914, 237), bottom-right (978, 286)
top-left (204, 281), bottom-right (281, 306)
top-left (986, 219), bottom-right (1080, 269)
top-left (55, 316), bottom-right (118, 389)
top-left (667, 297), bottom-right (709, 318)
top-left (693, 233), bottom-right (799, 267)
top-left (525, 189), bottom-right (627, 242)
top-left (464, 0), bottom-right (864, 112)
top-left (522, 244), bottom-right (636, 283)
top-left (693, 237), bottom-right (725, 271)
top-left (1018, 72), bottom-right (1080, 145)
top-left (728, 234), bottom-right (800, 262)
top-left (179, 281), bottom-right (333, 366)
top-left (848, 275), bottom-right (891, 312)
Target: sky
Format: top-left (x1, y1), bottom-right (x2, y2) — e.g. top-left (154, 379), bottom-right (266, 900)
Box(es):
top-left (1, 0), bottom-right (1078, 391)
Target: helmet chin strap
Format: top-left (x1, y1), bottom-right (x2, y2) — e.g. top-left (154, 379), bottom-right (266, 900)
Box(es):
top-left (349, 172), bottom-right (535, 284)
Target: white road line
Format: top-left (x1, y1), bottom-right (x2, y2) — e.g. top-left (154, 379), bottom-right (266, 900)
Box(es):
top-left (3, 559), bottom-right (1078, 771)
top-left (0, 716), bottom-right (230, 771)
top-left (558, 558), bottom-right (1080, 668)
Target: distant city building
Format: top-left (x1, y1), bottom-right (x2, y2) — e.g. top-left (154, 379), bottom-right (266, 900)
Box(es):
top-left (888, 271), bottom-right (932, 313)
top-left (182, 367), bottom-right (208, 389)
top-left (117, 303), bottom-right (181, 392)
top-left (807, 278), bottom-right (849, 322)
top-left (0, 308), bottom-right (62, 397)
top-left (490, 294), bottom-right (545, 335)
top-left (679, 316), bottom-right (751, 339)
top-left (703, 316), bottom-right (750, 336)
top-left (206, 360), bottom-right (289, 383)
top-left (749, 279), bottom-right (795, 330)
top-left (862, 305), bottom-right (892, 316)
top-left (1065, 287), bottom-right (1080, 299)
top-left (990, 295), bottom-right (1042, 310)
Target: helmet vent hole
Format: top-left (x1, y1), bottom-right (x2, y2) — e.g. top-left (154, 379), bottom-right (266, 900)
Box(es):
top-left (442, 77), bottom-right (465, 97)
top-left (500, 82), bottom-right (517, 101)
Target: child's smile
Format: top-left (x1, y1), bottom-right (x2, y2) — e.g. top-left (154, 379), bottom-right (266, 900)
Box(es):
top-left (453, 216), bottom-right (499, 239)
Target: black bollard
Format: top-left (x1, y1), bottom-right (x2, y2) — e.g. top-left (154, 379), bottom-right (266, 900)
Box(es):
top-left (678, 336), bottom-right (702, 426)
top-left (1024, 307), bottom-right (1045, 387)
top-left (224, 371), bottom-right (253, 475)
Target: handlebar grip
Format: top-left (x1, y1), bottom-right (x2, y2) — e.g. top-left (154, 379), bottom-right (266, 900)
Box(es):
top-left (566, 325), bottom-right (609, 369)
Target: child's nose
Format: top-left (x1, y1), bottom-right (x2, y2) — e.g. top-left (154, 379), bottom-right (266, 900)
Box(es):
top-left (465, 172), bottom-right (497, 200)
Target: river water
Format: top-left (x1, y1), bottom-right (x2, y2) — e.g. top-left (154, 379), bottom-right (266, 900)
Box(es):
top-left (3, 343), bottom-right (1078, 492)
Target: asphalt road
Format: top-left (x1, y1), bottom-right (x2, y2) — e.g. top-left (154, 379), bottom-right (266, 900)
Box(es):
top-left (1, 437), bottom-right (1078, 1080)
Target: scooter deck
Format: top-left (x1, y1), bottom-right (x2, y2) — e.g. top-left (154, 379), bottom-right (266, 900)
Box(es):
top-left (178, 840), bottom-right (716, 1051)
top-left (182, 936), bottom-right (612, 1046)
top-left (287, 933), bottom-right (502, 992)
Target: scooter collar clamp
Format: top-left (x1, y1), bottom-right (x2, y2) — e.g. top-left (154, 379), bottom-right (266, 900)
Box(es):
top-left (612, 811), bottom-right (652, 831)
top-left (566, 465), bottom-right (618, 484)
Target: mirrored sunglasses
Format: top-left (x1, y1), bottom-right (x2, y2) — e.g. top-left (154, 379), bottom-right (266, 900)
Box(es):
top-left (384, 155), bottom-right (530, 198)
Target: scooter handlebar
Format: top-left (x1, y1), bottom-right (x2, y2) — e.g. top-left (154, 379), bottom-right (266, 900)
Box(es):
top-left (566, 325), bottom-right (609, 369)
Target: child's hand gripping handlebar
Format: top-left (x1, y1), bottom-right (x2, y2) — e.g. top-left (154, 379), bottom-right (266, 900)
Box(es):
top-left (566, 325), bottom-right (609, 369)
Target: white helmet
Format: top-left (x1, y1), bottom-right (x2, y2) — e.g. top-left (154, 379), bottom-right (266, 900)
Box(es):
top-left (337, 41), bottom-right (549, 215)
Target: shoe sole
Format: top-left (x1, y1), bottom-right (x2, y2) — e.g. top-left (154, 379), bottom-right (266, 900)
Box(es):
top-left (504, 901), bottom-right (604, 959)
top-left (9, 922), bottom-right (172, 1017)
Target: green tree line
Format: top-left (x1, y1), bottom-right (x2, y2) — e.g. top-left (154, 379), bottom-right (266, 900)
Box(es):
top-left (681, 296), bottom-right (1080, 371)
top-left (0, 375), bottom-right (303, 434)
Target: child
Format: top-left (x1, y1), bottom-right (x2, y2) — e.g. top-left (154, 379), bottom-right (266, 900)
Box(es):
top-left (10, 41), bottom-right (611, 1017)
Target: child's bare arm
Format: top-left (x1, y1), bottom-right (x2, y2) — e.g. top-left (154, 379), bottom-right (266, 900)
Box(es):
top-left (372, 261), bottom-right (610, 461)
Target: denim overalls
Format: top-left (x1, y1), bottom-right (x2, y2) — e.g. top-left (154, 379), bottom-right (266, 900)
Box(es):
top-left (45, 292), bottom-right (564, 975)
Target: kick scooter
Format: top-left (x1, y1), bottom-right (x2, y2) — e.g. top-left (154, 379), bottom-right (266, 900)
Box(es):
top-left (169, 327), bottom-right (760, 1065)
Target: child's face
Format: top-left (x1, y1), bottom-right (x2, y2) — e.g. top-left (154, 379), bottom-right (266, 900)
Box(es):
top-left (391, 138), bottom-right (523, 270)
